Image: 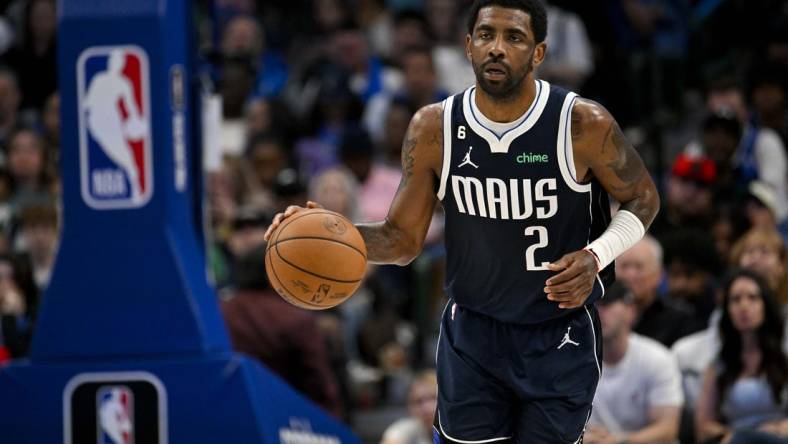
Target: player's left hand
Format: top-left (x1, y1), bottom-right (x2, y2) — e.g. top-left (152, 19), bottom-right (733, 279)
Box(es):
top-left (544, 250), bottom-right (598, 309)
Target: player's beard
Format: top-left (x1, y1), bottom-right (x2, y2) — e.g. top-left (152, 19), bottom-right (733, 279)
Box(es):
top-left (473, 53), bottom-right (533, 101)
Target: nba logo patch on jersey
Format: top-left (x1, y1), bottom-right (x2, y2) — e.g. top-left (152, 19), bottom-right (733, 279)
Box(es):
top-left (78, 46), bottom-right (153, 209)
top-left (97, 385), bottom-right (134, 444)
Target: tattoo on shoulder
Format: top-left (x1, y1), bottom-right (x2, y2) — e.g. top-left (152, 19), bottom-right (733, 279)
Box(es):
top-left (602, 121), bottom-right (645, 191)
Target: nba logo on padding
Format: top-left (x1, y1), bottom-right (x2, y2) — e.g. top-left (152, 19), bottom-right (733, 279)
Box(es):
top-left (78, 46), bottom-right (152, 209)
top-left (97, 386), bottom-right (134, 444)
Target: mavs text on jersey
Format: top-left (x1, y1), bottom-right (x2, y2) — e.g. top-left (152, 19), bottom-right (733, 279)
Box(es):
top-left (437, 79), bottom-right (614, 325)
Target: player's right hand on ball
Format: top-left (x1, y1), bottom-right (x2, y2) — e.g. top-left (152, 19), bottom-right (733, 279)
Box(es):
top-left (264, 201), bottom-right (323, 242)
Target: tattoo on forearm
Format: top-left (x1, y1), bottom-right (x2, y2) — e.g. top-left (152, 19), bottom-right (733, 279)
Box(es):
top-left (356, 220), bottom-right (404, 264)
top-left (621, 185), bottom-right (659, 228)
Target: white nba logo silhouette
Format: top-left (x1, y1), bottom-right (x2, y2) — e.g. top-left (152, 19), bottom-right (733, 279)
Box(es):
top-left (98, 387), bottom-right (133, 444)
top-left (84, 49), bottom-right (146, 202)
top-left (78, 46), bottom-right (152, 209)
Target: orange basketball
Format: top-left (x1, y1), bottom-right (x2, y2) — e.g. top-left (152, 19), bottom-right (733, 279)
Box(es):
top-left (265, 209), bottom-right (367, 310)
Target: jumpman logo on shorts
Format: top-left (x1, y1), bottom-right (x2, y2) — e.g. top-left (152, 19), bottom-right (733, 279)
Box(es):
top-left (557, 326), bottom-right (580, 349)
top-left (458, 146), bottom-right (479, 169)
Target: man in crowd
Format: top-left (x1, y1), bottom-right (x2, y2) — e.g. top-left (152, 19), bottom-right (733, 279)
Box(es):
top-left (586, 283), bottom-right (684, 444)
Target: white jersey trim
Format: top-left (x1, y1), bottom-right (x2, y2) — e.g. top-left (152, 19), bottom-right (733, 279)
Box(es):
top-left (437, 412), bottom-right (513, 443)
top-left (557, 93), bottom-right (592, 193)
top-left (462, 79), bottom-right (550, 154)
top-left (584, 306), bottom-right (602, 379)
top-left (437, 98), bottom-right (453, 201)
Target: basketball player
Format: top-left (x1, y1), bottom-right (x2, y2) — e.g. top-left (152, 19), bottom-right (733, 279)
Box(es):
top-left (265, 0), bottom-right (659, 442)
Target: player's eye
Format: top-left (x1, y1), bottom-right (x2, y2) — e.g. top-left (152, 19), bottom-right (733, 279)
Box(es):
top-left (509, 34), bottom-right (522, 42)
top-left (478, 32), bottom-right (491, 39)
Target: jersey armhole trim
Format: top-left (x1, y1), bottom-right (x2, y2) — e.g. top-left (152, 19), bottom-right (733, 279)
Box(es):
top-left (557, 93), bottom-right (592, 193)
top-left (437, 97), bottom-right (453, 200)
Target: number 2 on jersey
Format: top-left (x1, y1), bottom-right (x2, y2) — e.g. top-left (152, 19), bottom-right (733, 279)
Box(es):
top-left (524, 226), bottom-right (549, 271)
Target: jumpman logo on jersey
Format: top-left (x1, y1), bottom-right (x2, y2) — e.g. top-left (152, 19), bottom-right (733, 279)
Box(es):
top-left (458, 146), bottom-right (479, 169)
top-left (557, 326), bottom-right (580, 349)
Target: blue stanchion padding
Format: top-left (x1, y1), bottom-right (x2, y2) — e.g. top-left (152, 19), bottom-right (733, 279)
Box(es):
top-left (0, 1), bottom-right (359, 442)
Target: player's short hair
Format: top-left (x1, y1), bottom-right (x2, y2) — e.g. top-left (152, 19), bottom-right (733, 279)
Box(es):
top-left (466, 0), bottom-right (547, 43)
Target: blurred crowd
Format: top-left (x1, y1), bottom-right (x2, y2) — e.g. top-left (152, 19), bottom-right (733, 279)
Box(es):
top-left (1, 0), bottom-right (788, 442)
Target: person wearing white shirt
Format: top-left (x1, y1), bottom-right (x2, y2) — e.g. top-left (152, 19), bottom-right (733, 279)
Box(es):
top-left (586, 283), bottom-right (684, 444)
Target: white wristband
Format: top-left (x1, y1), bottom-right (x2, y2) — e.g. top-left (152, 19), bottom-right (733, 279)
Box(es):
top-left (585, 210), bottom-right (645, 271)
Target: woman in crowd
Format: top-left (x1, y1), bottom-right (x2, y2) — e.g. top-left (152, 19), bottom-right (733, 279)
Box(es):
top-left (730, 226), bottom-right (788, 306)
top-left (696, 269), bottom-right (788, 444)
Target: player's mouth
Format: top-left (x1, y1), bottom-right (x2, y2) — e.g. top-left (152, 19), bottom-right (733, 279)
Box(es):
top-left (483, 63), bottom-right (508, 81)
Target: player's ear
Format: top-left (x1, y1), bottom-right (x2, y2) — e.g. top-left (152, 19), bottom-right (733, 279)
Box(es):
top-left (465, 34), bottom-right (472, 62)
top-left (531, 42), bottom-right (547, 69)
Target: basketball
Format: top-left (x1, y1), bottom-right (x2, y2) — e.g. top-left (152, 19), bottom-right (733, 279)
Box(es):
top-left (265, 209), bottom-right (367, 310)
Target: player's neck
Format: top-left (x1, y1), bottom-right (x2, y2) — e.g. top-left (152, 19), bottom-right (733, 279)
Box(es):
top-left (474, 76), bottom-right (536, 123)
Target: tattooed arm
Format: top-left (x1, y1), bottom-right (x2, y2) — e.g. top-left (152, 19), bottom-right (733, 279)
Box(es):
top-left (263, 103), bottom-right (443, 266)
top-left (571, 99), bottom-right (660, 227)
top-left (356, 104), bottom-right (443, 265)
top-left (543, 99), bottom-right (659, 308)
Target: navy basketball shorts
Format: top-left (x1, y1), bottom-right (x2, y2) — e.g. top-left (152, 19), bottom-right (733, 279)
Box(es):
top-left (433, 301), bottom-right (602, 444)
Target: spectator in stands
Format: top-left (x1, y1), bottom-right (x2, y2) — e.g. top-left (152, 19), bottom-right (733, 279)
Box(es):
top-left (616, 235), bottom-right (703, 347)
top-left (587, 283), bottom-right (684, 444)
top-left (743, 180), bottom-right (782, 231)
top-left (339, 126), bottom-right (399, 223)
top-left (696, 269), bottom-right (788, 443)
top-left (0, 68), bottom-right (21, 147)
top-left (663, 229), bottom-right (721, 327)
top-left (16, 203), bottom-right (58, 290)
top-left (672, 226), bottom-right (788, 420)
top-left (364, 46), bottom-right (447, 143)
top-left (380, 99), bottom-right (412, 167)
top-left (6, 128), bottom-right (56, 209)
top-left (221, 245), bottom-right (341, 417)
top-left (220, 57), bottom-right (256, 156)
top-left (244, 97), bottom-right (272, 137)
top-left (381, 370), bottom-right (437, 444)
top-left (710, 205), bottom-right (750, 266)
top-left (705, 80), bottom-right (788, 223)
top-left (691, 110), bottom-right (743, 200)
top-left (538, 3), bottom-right (594, 90)
top-left (308, 166), bottom-right (359, 222)
top-left (221, 14), bottom-right (263, 61)
top-left (748, 62), bottom-right (787, 147)
top-left (0, 253), bottom-right (37, 360)
top-left (293, 66), bottom-right (363, 178)
top-left (355, 0), bottom-right (392, 59)
top-left (730, 226), bottom-right (787, 303)
top-left (387, 11), bottom-right (431, 69)
top-left (424, 0), bottom-right (474, 94)
top-left (3, 0), bottom-right (56, 111)
top-left (220, 14), bottom-right (288, 99)
top-left (240, 133), bottom-right (287, 211)
top-left (330, 22), bottom-right (401, 104)
top-left (650, 153), bottom-right (717, 238)
top-left (41, 92), bottom-right (58, 157)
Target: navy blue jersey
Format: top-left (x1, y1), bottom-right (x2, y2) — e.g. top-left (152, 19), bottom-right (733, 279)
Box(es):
top-left (437, 80), bottom-right (614, 324)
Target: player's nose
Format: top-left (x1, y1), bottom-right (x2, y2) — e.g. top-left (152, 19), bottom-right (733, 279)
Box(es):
top-left (488, 35), bottom-right (506, 59)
